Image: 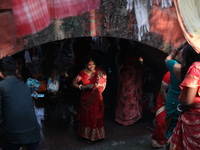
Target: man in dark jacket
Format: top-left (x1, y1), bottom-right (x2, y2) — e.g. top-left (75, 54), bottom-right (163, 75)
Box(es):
top-left (0, 56), bottom-right (40, 150)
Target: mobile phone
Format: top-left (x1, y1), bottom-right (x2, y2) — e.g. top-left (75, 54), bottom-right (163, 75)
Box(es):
top-left (31, 94), bottom-right (44, 98)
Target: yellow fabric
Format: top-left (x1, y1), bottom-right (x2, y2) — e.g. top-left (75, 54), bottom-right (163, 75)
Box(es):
top-left (174, 0), bottom-right (200, 53)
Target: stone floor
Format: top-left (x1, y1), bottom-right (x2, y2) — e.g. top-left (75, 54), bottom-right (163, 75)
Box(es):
top-left (0, 89), bottom-right (164, 150)
top-left (30, 92), bottom-right (163, 150)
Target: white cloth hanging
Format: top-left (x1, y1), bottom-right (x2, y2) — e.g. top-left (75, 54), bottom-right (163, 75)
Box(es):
top-left (24, 50), bottom-right (33, 64)
top-left (134, 0), bottom-right (150, 41)
top-left (126, 0), bottom-right (173, 41)
top-left (126, 0), bottom-right (133, 11)
top-left (161, 0), bottom-right (172, 8)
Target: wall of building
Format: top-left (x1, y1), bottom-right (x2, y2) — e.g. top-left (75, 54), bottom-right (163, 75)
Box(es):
top-left (0, 0), bottom-right (185, 58)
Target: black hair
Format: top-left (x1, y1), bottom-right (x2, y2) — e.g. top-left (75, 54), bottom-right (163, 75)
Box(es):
top-left (90, 50), bottom-right (104, 66)
top-left (84, 56), bottom-right (96, 66)
top-left (181, 45), bottom-right (200, 81)
top-left (0, 56), bottom-right (17, 77)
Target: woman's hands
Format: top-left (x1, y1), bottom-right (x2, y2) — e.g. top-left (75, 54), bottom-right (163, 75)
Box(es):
top-left (165, 41), bottom-right (188, 63)
top-left (80, 84), bottom-right (94, 90)
top-left (172, 41), bottom-right (188, 55)
top-left (31, 91), bottom-right (38, 99)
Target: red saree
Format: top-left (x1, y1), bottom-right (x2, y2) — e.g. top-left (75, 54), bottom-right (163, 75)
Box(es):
top-left (152, 71), bottom-right (170, 148)
top-left (169, 62), bottom-right (200, 150)
top-left (76, 66), bottom-right (106, 141)
top-left (115, 54), bottom-right (143, 126)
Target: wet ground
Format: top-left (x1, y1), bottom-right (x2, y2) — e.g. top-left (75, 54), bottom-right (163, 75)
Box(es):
top-left (31, 91), bottom-right (164, 150)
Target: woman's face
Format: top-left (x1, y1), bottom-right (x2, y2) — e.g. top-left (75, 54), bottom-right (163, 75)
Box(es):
top-left (86, 60), bottom-right (96, 72)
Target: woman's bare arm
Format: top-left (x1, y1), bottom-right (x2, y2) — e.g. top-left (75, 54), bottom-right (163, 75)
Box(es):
top-left (160, 82), bottom-right (169, 101)
top-left (165, 41), bottom-right (188, 63)
top-left (178, 87), bottom-right (197, 111)
top-left (183, 87), bottom-right (197, 105)
top-left (72, 76), bottom-right (81, 89)
top-left (165, 53), bottom-right (176, 63)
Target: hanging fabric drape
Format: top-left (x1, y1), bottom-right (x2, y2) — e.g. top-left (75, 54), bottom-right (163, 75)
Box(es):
top-left (133, 0), bottom-right (150, 41)
top-left (10, 0), bottom-right (101, 37)
top-left (126, 0), bottom-right (172, 41)
top-left (174, 0), bottom-right (200, 53)
top-left (126, 0), bottom-right (133, 12)
top-left (161, 0), bottom-right (172, 8)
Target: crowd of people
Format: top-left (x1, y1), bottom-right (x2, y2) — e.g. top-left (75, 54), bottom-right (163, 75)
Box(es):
top-left (1, 36), bottom-right (200, 150)
top-left (152, 42), bottom-right (200, 150)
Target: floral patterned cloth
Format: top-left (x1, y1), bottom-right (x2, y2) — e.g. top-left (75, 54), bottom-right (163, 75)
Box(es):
top-left (115, 54), bottom-right (143, 126)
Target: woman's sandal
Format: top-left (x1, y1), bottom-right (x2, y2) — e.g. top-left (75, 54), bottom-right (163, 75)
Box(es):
top-left (144, 122), bottom-right (150, 130)
top-left (85, 139), bottom-right (94, 144)
top-left (149, 123), bottom-right (154, 132)
top-left (152, 144), bottom-right (165, 149)
top-left (144, 122), bottom-right (154, 132)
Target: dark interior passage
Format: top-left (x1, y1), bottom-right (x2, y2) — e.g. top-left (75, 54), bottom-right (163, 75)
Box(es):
top-left (0, 37), bottom-right (168, 150)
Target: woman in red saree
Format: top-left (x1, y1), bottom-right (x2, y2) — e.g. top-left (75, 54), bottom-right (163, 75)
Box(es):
top-left (168, 45), bottom-right (200, 150)
top-left (152, 71), bottom-right (170, 148)
top-left (115, 52), bottom-right (143, 126)
top-left (72, 57), bottom-right (107, 143)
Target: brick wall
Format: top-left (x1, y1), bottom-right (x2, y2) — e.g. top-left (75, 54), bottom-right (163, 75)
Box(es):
top-left (0, 11), bottom-right (23, 58)
top-left (0, 0), bottom-right (11, 9)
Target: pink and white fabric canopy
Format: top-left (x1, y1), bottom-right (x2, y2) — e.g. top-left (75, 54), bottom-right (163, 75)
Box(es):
top-left (10, 0), bottom-right (101, 37)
